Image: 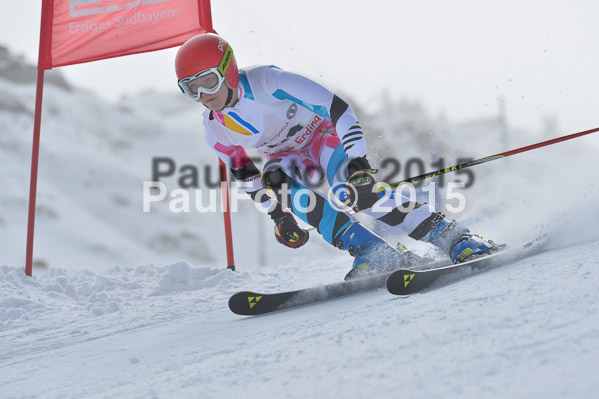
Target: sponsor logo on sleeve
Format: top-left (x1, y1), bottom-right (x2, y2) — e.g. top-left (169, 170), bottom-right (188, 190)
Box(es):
top-left (294, 115), bottom-right (321, 144)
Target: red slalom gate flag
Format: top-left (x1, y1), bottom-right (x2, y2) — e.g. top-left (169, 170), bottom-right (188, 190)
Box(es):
top-left (38, 0), bottom-right (213, 69)
top-left (27, 0), bottom-right (231, 277)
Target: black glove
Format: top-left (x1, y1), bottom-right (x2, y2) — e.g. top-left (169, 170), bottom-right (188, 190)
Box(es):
top-left (269, 208), bottom-right (309, 249)
top-left (347, 156), bottom-right (373, 176)
top-left (344, 156), bottom-right (380, 212)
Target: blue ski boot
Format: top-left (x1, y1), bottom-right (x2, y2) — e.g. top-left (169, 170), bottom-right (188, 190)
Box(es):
top-left (334, 223), bottom-right (408, 280)
top-left (421, 213), bottom-right (503, 263)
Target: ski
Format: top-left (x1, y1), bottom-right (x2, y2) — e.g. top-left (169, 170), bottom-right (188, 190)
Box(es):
top-left (229, 236), bottom-right (547, 315)
top-left (229, 274), bottom-right (387, 316)
top-left (229, 257), bottom-right (449, 316)
top-left (386, 236), bottom-right (547, 296)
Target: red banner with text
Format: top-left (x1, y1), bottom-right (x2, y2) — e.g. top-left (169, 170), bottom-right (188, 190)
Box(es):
top-left (38, 0), bottom-right (213, 69)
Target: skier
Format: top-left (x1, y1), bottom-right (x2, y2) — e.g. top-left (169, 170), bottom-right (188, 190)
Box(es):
top-left (175, 33), bottom-right (500, 279)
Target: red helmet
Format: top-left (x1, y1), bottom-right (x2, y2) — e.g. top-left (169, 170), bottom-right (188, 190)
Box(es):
top-left (175, 33), bottom-right (239, 95)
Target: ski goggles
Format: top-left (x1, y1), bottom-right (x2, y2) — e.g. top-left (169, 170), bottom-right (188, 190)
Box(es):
top-left (178, 67), bottom-right (225, 101)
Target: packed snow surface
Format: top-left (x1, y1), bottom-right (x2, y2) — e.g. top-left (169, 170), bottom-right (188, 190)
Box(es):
top-left (2, 231), bottom-right (599, 398)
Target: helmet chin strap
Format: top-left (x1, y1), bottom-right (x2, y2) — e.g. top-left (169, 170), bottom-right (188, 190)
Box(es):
top-left (215, 87), bottom-right (236, 112)
top-left (222, 87), bottom-right (234, 109)
top-left (225, 87), bottom-right (234, 106)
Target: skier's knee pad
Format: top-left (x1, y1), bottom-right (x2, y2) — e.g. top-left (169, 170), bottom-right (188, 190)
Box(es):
top-left (263, 155), bottom-right (323, 189)
top-left (261, 167), bottom-right (291, 192)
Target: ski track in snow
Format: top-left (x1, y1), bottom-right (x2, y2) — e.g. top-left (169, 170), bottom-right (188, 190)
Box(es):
top-left (1, 239), bottom-right (598, 399)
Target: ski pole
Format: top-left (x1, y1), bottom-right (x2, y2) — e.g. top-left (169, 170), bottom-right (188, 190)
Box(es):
top-left (389, 126), bottom-right (599, 188)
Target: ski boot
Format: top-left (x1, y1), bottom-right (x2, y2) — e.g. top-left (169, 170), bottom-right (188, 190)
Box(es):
top-left (448, 233), bottom-right (504, 263)
top-left (334, 223), bottom-right (408, 280)
top-left (421, 213), bottom-right (503, 264)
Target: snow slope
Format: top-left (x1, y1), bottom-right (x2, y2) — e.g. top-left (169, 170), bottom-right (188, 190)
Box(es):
top-left (1, 45), bottom-right (599, 398)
